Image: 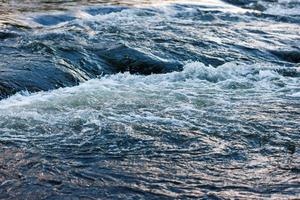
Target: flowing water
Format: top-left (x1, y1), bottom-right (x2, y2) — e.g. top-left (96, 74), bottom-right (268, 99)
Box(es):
top-left (0, 0), bottom-right (300, 199)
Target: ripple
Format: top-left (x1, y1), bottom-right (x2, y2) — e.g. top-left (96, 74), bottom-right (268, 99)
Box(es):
top-left (0, 0), bottom-right (300, 199)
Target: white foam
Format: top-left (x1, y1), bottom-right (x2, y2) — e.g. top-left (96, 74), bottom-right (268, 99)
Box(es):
top-left (289, 92), bottom-right (300, 97)
top-left (16, 0), bottom-right (251, 28)
top-left (0, 61), bottom-right (296, 111)
top-left (264, 0), bottom-right (300, 16)
top-left (0, 61), bottom-right (298, 143)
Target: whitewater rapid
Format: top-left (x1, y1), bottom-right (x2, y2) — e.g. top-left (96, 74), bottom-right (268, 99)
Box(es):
top-left (0, 0), bottom-right (299, 199)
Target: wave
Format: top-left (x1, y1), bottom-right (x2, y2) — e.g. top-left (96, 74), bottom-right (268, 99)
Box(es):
top-left (1, 61), bottom-right (299, 109)
top-left (264, 0), bottom-right (300, 16)
top-left (1, 2), bottom-right (300, 199)
top-left (223, 0), bottom-right (300, 14)
top-left (0, 1), bottom-right (299, 99)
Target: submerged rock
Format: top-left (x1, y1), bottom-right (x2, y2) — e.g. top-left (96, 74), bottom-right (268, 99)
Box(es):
top-left (96, 43), bottom-right (183, 75)
top-left (0, 42), bottom-right (183, 99)
top-left (269, 50), bottom-right (300, 64)
top-left (0, 55), bottom-right (86, 98)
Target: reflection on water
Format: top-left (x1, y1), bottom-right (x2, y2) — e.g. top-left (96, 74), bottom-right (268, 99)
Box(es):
top-left (0, 0), bottom-right (245, 15)
top-left (0, 0), bottom-right (203, 13)
top-left (0, 0), bottom-right (300, 199)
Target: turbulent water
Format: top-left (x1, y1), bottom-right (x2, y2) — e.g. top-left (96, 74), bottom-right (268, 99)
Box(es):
top-left (0, 0), bottom-right (300, 199)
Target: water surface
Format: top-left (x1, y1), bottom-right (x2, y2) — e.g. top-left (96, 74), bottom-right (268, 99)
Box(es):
top-left (0, 0), bottom-right (300, 199)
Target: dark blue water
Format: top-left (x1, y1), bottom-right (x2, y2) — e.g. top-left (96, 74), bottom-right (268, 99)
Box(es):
top-left (0, 0), bottom-right (300, 199)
